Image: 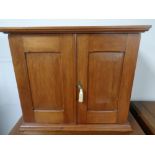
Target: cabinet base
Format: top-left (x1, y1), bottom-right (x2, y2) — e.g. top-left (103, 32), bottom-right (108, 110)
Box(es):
top-left (19, 121), bottom-right (132, 134)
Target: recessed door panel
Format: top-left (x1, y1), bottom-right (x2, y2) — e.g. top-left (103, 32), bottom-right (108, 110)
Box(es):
top-left (26, 53), bottom-right (63, 110)
top-left (88, 52), bottom-right (124, 111)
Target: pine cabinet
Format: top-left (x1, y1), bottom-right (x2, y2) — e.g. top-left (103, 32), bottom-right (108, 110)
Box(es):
top-left (0, 26), bottom-right (151, 134)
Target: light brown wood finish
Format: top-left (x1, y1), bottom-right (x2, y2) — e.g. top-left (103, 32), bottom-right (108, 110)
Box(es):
top-left (118, 34), bottom-right (141, 123)
top-left (9, 35), bottom-right (34, 122)
top-left (77, 35), bottom-right (88, 124)
top-left (87, 111), bottom-right (117, 123)
top-left (20, 121), bottom-right (132, 132)
top-left (89, 34), bottom-right (127, 51)
top-left (34, 110), bottom-right (64, 124)
top-left (88, 52), bottom-right (124, 111)
top-left (0, 25), bottom-right (151, 33)
top-left (77, 34), bottom-right (127, 124)
top-left (2, 26), bottom-right (150, 133)
top-left (9, 112), bottom-right (145, 135)
top-left (9, 34), bottom-right (76, 124)
top-left (26, 53), bottom-right (63, 110)
top-left (23, 35), bottom-right (60, 52)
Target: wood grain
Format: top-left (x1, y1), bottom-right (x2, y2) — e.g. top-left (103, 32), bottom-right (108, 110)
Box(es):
top-left (118, 34), bottom-right (141, 123)
top-left (0, 25), bottom-right (151, 34)
top-left (23, 35), bottom-right (60, 52)
top-left (26, 52), bottom-right (63, 110)
top-left (87, 111), bottom-right (117, 123)
top-left (34, 110), bottom-right (64, 124)
top-left (131, 101), bottom-right (155, 134)
top-left (9, 112), bottom-right (145, 135)
top-left (9, 34), bottom-right (76, 124)
top-left (77, 34), bottom-right (89, 124)
top-left (6, 26), bottom-right (150, 133)
top-left (20, 122), bottom-right (132, 132)
top-left (77, 34), bottom-right (126, 124)
top-left (88, 52), bottom-right (124, 111)
top-left (9, 34), bottom-right (34, 122)
top-left (89, 34), bottom-right (127, 51)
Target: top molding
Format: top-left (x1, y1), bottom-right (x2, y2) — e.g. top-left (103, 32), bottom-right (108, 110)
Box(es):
top-left (0, 25), bottom-right (151, 34)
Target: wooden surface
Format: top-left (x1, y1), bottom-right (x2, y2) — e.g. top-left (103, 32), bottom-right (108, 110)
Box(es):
top-left (77, 34), bottom-right (125, 124)
top-left (9, 34), bottom-right (76, 124)
top-left (9, 35), bottom-right (34, 122)
top-left (131, 101), bottom-right (155, 134)
top-left (6, 26), bottom-right (151, 133)
top-left (77, 34), bottom-right (140, 124)
top-left (0, 25), bottom-right (151, 34)
top-left (9, 112), bottom-right (145, 135)
top-left (117, 34), bottom-right (140, 123)
top-left (20, 122), bottom-right (132, 133)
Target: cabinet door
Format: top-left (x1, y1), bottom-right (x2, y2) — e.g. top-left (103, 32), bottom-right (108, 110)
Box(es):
top-left (77, 34), bottom-right (140, 124)
top-left (9, 34), bottom-right (76, 124)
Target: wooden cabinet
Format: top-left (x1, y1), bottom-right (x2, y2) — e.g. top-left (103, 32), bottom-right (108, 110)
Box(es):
top-left (0, 26), bottom-right (151, 134)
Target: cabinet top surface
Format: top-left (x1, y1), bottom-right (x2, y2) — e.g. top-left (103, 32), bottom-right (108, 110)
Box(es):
top-left (0, 25), bottom-right (151, 34)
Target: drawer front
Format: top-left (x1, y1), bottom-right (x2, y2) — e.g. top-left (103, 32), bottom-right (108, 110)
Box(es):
top-left (9, 34), bottom-right (76, 124)
top-left (77, 34), bottom-right (140, 124)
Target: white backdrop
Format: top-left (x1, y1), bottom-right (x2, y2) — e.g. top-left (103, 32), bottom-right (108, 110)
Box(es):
top-left (0, 19), bottom-right (155, 134)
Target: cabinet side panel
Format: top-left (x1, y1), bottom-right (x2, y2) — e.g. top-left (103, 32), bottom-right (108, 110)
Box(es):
top-left (8, 34), bottom-right (34, 122)
top-left (118, 34), bottom-right (141, 123)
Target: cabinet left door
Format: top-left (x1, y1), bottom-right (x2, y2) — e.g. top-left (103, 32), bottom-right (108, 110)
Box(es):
top-left (9, 34), bottom-right (76, 124)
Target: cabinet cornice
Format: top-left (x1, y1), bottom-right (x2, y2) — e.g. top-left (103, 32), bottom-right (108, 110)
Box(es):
top-left (0, 25), bottom-right (151, 34)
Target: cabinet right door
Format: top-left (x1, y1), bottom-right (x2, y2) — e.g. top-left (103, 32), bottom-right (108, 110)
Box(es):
top-left (77, 34), bottom-right (140, 124)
